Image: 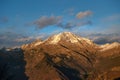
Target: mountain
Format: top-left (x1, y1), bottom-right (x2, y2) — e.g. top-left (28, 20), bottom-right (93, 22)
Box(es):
top-left (21, 32), bottom-right (98, 80)
top-left (21, 32), bottom-right (120, 80)
top-left (0, 32), bottom-right (120, 80)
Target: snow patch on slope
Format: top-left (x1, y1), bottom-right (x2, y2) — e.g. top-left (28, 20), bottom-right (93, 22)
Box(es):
top-left (34, 42), bottom-right (42, 46)
top-left (79, 37), bottom-right (93, 45)
top-left (50, 34), bottom-right (61, 44)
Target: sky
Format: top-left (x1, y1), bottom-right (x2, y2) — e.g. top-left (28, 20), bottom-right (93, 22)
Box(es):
top-left (0, 0), bottom-right (120, 48)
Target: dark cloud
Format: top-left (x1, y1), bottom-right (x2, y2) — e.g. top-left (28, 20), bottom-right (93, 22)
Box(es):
top-left (77, 20), bottom-right (92, 26)
top-left (94, 37), bottom-right (120, 44)
top-left (57, 20), bottom-right (92, 29)
top-left (57, 22), bottom-right (75, 29)
top-left (0, 32), bottom-right (50, 48)
top-left (76, 10), bottom-right (92, 19)
top-left (34, 15), bottom-right (62, 29)
top-left (86, 33), bottom-right (120, 44)
top-left (32, 11), bottom-right (93, 30)
top-left (0, 32), bottom-right (34, 48)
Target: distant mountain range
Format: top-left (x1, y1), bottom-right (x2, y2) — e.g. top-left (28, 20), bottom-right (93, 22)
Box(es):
top-left (0, 32), bottom-right (120, 80)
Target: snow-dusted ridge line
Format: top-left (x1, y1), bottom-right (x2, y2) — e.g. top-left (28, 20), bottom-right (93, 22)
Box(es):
top-left (34, 42), bottom-right (42, 46)
top-left (100, 42), bottom-right (120, 51)
top-left (21, 32), bottom-right (95, 48)
top-left (21, 32), bottom-right (120, 50)
top-left (21, 39), bottom-right (43, 48)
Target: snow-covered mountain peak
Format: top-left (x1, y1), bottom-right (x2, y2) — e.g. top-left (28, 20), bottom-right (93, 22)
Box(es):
top-left (45, 32), bottom-right (93, 45)
top-left (47, 32), bottom-right (80, 44)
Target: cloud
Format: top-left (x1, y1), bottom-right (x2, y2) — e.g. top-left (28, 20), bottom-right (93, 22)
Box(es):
top-left (100, 24), bottom-right (120, 34)
top-left (0, 32), bottom-right (32, 48)
top-left (93, 36), bottom-right (120, 44)
top-left (57, 20), bottom-right (92, 29)
top-left (76, 10), bottom-right (92, 19)
top-left (31, 11), bottom-right (93, 30)
top-left (57, 22), bottom-right (75, 29)
top-left (99, 14), bottom-right (120, 34)
top-left (15, 37), bottom-right (34, 42)
top-left (0, 32), bottom-right (50, 48)
top-left (77, 20), bottom-right (92, 26)
top-left (0, 16), bottom-right (9, 23)
top-left (33, 15), bottom-right (62, 29)
top-left (102, 14), bottom-right (120, 22)
top-left (85, 33), bottom-right (120, 44)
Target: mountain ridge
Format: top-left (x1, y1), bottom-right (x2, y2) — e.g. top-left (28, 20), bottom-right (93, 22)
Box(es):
top-left (20, 32), bottom-right (120, 80)
top-left (21, 32), bottom-right (119, 50)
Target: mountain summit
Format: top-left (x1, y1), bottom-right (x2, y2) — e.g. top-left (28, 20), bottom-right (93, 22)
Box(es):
top-left (45, 32), bottom-right (93, 45)
top-left (21, 32), bottom-right (95, 49)
top-left (48, 32), bottom-right (80, 43)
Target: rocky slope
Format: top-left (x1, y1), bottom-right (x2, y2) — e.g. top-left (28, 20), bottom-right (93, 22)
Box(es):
top-left (0, 32), bottom-right (120, 80)
top-left (21, 32), bottom-right (98, 80)
top-left (21, 32), bottom-right (120, 80)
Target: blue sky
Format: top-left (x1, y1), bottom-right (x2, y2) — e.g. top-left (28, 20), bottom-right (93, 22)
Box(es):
top-left (0, 0), bottom-right (120, 47)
